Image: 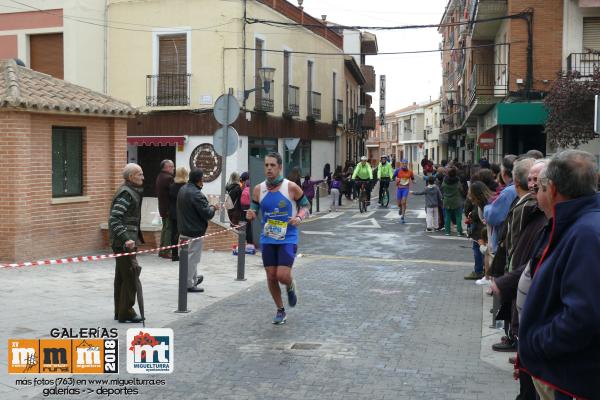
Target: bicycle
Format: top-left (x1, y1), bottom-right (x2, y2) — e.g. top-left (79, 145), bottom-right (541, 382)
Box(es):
top-left (357, 180), bottom-right (369, 213)
top-left (379, 178), bottom-right (390, 208)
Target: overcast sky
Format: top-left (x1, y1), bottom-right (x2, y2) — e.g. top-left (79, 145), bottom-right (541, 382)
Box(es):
top-left (303, 0), bottom-right (448, 114)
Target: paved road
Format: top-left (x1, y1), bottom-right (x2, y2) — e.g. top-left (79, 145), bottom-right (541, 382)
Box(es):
top-left (5, 181), bottom-right (515, 399)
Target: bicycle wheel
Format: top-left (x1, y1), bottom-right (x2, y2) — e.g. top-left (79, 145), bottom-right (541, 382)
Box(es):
top-left (382, 189), bottom-right (389, 207)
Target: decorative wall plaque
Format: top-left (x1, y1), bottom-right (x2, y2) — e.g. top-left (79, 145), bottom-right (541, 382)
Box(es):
top-left (189, 143), bottom-right (222, 182)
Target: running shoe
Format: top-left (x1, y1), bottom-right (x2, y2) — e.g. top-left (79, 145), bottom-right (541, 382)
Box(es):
top-left (287, 280), bottom-right (297, 307)
top-left (475, 277), bottom-right (491, 286)
top-left (272, 308), bottom-right (287, 325)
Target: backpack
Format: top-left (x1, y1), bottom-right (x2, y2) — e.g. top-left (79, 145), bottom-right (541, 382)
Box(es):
top-left (224, 194), bottom-right (235, 210)
top-left (240, 186), bottom-right (251, 207)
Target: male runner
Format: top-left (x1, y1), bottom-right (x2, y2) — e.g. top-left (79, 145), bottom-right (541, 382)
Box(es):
top-left (393, 160), bottom-right (415, 223)
top-left (246, 152), bottom-right (310, 324)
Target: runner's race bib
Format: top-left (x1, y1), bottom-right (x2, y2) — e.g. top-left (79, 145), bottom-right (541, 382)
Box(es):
top-left (264, 219), bottom-right (288, 240)
top-left (399, 178), bottom-right (409, 186)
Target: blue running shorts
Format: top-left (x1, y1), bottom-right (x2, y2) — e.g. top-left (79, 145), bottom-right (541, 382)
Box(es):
top-left (261, 243), bottom-right (298, 267)
top-left (396, 187), bottom-right (409, 200)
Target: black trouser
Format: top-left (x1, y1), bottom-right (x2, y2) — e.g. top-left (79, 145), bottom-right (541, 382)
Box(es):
top-left (354, 179), bottom-right (372, 200)
top-left (379, 178), bottom-right (390, 201)
top-left (241, 209), bottom-right (254, 245)
top-left (170, 218), bottom-right (179, 260)
top-left (114, 253), bottom-right (139, 321)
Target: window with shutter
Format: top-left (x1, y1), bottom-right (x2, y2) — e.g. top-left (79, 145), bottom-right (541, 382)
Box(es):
top-left (583, 17), bottom-right (600, 52)
top-left (30, 33), bottom-right (64, 79)
top-left (52, 127), bottom-right (83, 197)
top-left (157, 34), bottom-right (188, 106)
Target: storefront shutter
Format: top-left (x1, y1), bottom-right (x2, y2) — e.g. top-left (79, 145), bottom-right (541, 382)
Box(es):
top-left (583, 18), bottom-right (600, 51)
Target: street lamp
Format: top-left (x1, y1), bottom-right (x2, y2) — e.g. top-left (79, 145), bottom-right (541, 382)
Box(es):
top-left (244, 66), bottom-right (276, 101)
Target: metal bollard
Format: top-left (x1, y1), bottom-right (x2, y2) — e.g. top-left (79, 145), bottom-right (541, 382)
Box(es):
top-left (175, 243), bottom-right (191, 313)
top-left (236, 223), bottom-right (247, 281)
top-left (315, 185), bottom-right (320, 212)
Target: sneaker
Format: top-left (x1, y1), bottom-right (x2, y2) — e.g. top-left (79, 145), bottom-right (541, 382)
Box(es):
top-left (492, 340), bottom-right (517, 352)
top-left (425, 228), bottom-right (433, 232)
top-left (464, 271), bottom-right (484, 280)
top-left (272, 308), bottom-right (286, 325)
top-left (287, 281), bottom-right (297, 307)
top-left (475, 277), bottom-right (491, 286)
top-left (444, 233), bottom-right (451, 236)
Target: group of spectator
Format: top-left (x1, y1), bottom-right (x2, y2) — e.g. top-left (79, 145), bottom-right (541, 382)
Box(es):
top-left (461, 149), bottom-right (600, 400)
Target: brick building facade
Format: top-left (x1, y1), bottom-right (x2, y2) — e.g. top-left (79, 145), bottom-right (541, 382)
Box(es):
top-left (0, 59), bottom-right (135, 263)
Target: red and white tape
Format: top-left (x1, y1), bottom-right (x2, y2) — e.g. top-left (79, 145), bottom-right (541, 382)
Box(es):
top-left (1, 225), bottom-right (240, 269)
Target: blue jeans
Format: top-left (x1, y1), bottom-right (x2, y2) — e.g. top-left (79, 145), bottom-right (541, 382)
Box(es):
top-left (472, 240), bottom-right (484, 275)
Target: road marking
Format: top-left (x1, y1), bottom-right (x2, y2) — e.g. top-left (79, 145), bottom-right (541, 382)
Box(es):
top-left (384, 211), bottom-right (400, 219)
top-left (406, 210), bottom-right (426, 219)
top-left (352, 211), bottom-right (375, 218)
top-left (344, 218), bottom-right (381, 229)
top-left (427, 235), bottom-right (471, 241)
top-left (302, 231), bottom-right (335, 236)
top-left (302, 253), bottom-right (471, 267)
top-left (319, 212), bottom-right (344, 219)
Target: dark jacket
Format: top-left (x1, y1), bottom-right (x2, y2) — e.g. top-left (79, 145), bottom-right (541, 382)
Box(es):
top-left (108, 183), bottom-right (145, 251)
top-left (168, 182), bottom-right (185, 221)
top-left (519, 193), bottom-right (600, 399)
top-left (155, 171), bottom-right (174, 218)
top-left (441, 175), bottom-right (463, 209)
top-left (464, 198), bottom-right (484, 241)
top-left (176, 182), bottom-right (216, 238)
top-left (301, 179), bottom-right (324, 200)
top-left (226, 182), bottom-right (243, 224)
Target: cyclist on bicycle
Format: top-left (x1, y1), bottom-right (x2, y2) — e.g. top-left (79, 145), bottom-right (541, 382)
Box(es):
top-left (352, 156), bottom-right (373, 205)
top-left (377, 156), bottom-right (393, 206)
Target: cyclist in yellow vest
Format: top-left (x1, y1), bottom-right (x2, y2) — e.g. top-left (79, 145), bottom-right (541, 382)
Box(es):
top-left (377, 156), bottom-right (394, 206)
top-left (352, 156), bottom-right (373, 204)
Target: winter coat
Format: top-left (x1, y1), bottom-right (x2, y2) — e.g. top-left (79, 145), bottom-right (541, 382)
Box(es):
top-left (441, 175), bottom-right (463, 209)
top-left (176, 182), bottom-right (216, 238)
top-left (168, 182), bottom-right (185, 221)
top-left (519, 193), bottom-right (600, 399)
top-left (155, 171), bottom-right (174, 218)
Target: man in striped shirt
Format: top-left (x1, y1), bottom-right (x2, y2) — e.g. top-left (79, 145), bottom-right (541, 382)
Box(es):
top-left (108, 163), bottom-right (145, 324)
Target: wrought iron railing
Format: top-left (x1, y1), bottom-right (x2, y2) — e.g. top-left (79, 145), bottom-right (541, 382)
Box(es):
top-left (285, 85), bottom-right (299, 116)
top-left (146, 73), bottom-right (191, 106)
top-left (255, 85), bottom-right (274, 112)
top-left (308, 91), bottom-right (321, 120)
top-left (566, 52), bottom-right (600, 77)
top-left (468, 64), bottom-right (508, 104)
top-left (336, 99), bottom-right (343, 124)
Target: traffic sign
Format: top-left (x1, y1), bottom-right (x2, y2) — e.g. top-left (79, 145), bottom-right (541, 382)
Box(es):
top-left (214, 94), bottom-right (240, 125)
top-left (478, 131), bottom-right (496, 150)
top-left (213, 126), bottom-right (239, 157)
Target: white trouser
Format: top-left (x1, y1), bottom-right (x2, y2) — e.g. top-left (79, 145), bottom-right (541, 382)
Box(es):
top-left (425, 207), bottom-right (439, 229)
top-left (330, 188), bottom-right (340, 211)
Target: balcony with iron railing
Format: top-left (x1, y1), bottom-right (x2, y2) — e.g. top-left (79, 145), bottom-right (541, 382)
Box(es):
top-left (567, 52), bottom-right (600, 78)
top-left (468, 64), bottom-right (508, 107)
top-left (471, 0), bottom-right (508, 40)
top-left (336, 99), bottom-right (343, 124)
top-left (255, 81), bottom-right (274, 113)
top-left (307, 91), bottom-right (321, 120)
top-left (284, 85), bottom-right (300, 117)
top-left (146, 73), bottom-right (191, 106)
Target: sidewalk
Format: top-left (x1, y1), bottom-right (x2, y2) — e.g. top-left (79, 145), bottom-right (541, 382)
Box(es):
top-left (0, 251), bottom-right (267, 397)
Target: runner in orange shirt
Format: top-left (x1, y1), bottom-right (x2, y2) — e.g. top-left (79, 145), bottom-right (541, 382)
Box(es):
top-left (393, 160), bottom-right (415, 224)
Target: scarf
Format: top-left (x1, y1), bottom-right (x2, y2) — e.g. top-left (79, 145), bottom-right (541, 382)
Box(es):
top-left (266, 175), bottom-right (284, 190)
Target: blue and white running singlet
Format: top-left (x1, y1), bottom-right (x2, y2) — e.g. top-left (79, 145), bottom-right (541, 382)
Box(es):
top-left (259, 179), bottom-right (299, 245)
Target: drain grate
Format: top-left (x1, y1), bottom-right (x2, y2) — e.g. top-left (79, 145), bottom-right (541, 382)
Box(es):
top-left (291, 342), bottom-right (322, 350)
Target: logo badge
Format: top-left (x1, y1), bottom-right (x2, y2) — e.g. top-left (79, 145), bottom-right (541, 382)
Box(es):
top-left (39, 339), bottom-right (71, 374)
top-left (126, 329), bottom-right (173, 374)
top-left (8, 339), bottom-right (39, 374)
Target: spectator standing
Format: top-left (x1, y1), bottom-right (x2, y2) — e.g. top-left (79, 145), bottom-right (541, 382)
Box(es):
top-left (464, 181), bottom-right (494, 280)
top-left (168, 167), bottom-right (189, 262)
top-left (519, 150), bottom-right (600, 400)
top-left (441, 167), bottom-right (464, 236)
top-left (301, 175), bottom-right (324, 212)
top-left (323, 163), bottom-right (332, 191)
top-left (225, 172), bottom-right (243, 226)
top-left (287, 167), bottom-right (302, 187)
top-left (239, 172), bottom-right (254, 246)
top-left (330, 172), bottom-right (342, 212)
top-left (156, 159), bottom-right (174, 259)
top-left (108, 163), bottom-right (145, 323)
top-left (484, 155), bottom-right (517, 254)
top-left (411, 176), bottom-right (442, 231)
top-left (176, 169), bottom-right (221, 293)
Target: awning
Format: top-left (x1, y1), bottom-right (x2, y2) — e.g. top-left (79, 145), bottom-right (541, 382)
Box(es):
top-left (127, 136), bottom-right (185, 146)
top-left (497, 103), bottom-right (548, 125)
